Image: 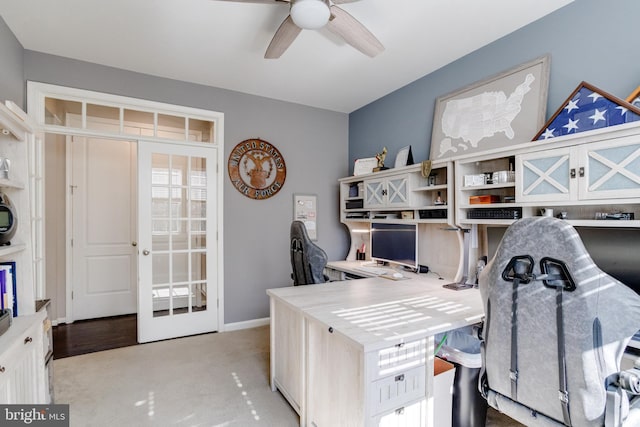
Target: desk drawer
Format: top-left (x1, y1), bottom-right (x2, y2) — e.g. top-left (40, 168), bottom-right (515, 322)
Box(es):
top-left (373, 398), bottom-right (425, 427)
top-left (371, 338), bottom-right (426, 379)
top-left (370, 365), bottom-right (426, 416)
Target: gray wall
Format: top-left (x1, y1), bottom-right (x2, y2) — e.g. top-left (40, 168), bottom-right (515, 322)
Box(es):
top-left (22, 52), bottom-right (350, 324)
top-left (0, 17), bottom-right (24, 108)
top-left (349, 0), bottom-right (640, 172)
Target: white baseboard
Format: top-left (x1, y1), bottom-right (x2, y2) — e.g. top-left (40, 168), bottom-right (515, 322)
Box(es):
top-left (224, 317), bottom-right (270, 332)
top-left (51, 317), bottom-right (67, 326)
top-left (53, 316), bottom-right (271, 333)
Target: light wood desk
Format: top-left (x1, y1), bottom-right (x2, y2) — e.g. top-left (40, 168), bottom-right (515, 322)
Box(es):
top-left (267, 271), bottom-right (484, 426)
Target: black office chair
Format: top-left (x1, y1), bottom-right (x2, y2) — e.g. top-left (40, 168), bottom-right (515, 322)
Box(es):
top-left (290, 220), bottom-right (328, 285)
top-left (478, 217), bottom-right (640, 426)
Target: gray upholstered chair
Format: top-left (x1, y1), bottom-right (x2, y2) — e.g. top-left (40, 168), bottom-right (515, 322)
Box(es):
top-left (290, 220), bottom-right (328, 285)
top-left (478, 216), bottom-right (640, 426)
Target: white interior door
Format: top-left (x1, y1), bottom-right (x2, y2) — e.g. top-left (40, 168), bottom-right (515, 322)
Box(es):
top-left (70, 136), bottom-right (137, 320)
top-left (137, 141), bottom-right (218, 343)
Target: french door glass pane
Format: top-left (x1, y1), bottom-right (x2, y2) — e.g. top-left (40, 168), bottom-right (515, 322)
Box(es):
top-left (191, 235), bottom-right (206, 250)
top-left (152, 285), bottom-right (171, 317)
top-left (191, 283), bottom-right (207, 311)
top-left (191, 253), bottom-right (206, 281)
top-left (152, 253), bottom-right (170, 285)
top-left (172, 252), bottom-right (189, 283)
top-left (172, 284), bottom-right (190, 315)
top-left (149, 152), bottom-right (209, 317)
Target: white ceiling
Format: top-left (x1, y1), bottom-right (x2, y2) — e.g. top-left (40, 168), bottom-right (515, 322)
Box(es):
top-left (0, 0), bottom-right (573, 113)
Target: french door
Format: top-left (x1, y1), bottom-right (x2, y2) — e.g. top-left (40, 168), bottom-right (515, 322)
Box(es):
top-left (137, 141), bottom-right (218, 343)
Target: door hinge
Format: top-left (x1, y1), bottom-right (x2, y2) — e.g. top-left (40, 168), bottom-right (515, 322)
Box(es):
top-left (217, 299), bottom-right (219, 308)
top-left (70, 238), bottom-right (73, 248)
top-left (70, 184), bottom-right (77, 195)
top-left (71, 291), bottom-right (74, 300)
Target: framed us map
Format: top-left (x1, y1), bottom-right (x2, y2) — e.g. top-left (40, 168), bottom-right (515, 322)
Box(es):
top-left (430, 55), bottom-right (550, 161)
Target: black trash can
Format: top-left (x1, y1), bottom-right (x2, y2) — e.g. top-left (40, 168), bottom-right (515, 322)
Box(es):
top-left (436, 326), bottom-right (488, 427)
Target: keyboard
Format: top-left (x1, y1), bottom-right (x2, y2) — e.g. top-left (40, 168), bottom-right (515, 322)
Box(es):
top-left (353, 265), bottom-right (392, 276)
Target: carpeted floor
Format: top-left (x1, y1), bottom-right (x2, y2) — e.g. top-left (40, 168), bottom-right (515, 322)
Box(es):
top-left (53, 325), bottom-right (522, 426)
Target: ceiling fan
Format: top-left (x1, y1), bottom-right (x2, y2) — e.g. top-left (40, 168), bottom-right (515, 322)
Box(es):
top-left (217, 0), bottom-right (384, 59)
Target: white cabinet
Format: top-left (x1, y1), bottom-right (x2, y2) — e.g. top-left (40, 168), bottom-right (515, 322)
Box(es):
top-left (0, 312), bottom-right (46, 404)
top-left (269, 298), bottom-right (303, 414)
top-left (306, 319), bottom-right (428, 427)
top-left (516, 146), bottom-right (573, 202)
top-left (364, 174), bottom-right (412, 208)
top-left (517, 136), bottom-right (640, 203)
top-left (340, 162), bottom-right (453, 225)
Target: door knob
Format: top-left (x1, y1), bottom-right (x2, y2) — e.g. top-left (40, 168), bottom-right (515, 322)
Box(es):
top-left (142, 249), bottom-right (150, 256)
top-left (132, 241), bottom-right (137, 247)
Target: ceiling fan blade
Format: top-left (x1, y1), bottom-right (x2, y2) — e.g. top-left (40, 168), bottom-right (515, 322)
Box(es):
top-left (214, 0), bottom-right (289, 4)
top-left (326, 5), bottom-right (384, 57)
top-left (265, 15), bottom-right (303, 59)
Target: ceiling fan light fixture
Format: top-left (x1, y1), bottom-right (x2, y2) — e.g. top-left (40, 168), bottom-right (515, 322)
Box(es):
top-left (290, 0), bottom-right (330, 30)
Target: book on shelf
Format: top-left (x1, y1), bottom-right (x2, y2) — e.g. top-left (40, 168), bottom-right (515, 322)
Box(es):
top-left (0, 261), bottom-right (17, 317)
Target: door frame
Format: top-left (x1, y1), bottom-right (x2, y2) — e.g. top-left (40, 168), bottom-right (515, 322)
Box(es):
top-left (27, 82), bottom-right (225, 332)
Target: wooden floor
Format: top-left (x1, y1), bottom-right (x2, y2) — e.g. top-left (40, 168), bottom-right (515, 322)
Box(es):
top-left (52, 314), bottom-right (138, 359)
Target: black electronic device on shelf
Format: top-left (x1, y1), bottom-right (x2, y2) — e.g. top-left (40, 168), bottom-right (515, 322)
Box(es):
top-left (0, 192), bottom-right (16, 246)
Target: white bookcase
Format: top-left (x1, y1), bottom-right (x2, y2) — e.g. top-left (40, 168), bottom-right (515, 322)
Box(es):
top-left (0, 102), bottom-right (48, 404)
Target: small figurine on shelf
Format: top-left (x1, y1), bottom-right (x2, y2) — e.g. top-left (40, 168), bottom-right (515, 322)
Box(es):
top-left (373, 147), bottom-right (388, 172)
top-left (434, 191), bottom-right (445, 205)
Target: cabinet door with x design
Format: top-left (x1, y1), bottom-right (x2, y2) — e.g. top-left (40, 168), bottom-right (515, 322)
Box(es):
top-left (364, 174), bottom-right (411, 208)
top-left (516, 136), bottom-right (640, 203)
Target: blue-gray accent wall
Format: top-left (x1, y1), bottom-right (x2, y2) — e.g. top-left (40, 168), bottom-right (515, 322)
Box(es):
top-left (349, 0), bottom-right (640, 172)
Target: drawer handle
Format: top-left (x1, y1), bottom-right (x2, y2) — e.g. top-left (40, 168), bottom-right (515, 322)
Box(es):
top-left (395, 407), bottom-right (405, 415)
top-left (24, 336), bottom-right (33, 344)
top-left (328, 327), bottom-right (334, 333)
top-left (395, 374), bottom-right (405, 382)
top-left (395, 342), bottom-right (405, 348)
top-left (0, 366), bottom-right (4, 373)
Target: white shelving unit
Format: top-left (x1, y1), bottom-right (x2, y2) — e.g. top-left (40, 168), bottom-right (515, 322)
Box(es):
top-left (339, 162), bottom-right (454, 227)
top-left (338, 161), bottom-right (463, 282)
top-left (0, 101), bottom-right (48, 404)
top-left (454, 122), bottom-right (640, 228)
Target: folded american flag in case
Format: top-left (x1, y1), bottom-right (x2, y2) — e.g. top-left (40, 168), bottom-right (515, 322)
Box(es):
top-left (534, 81), bottom-right (640, 140)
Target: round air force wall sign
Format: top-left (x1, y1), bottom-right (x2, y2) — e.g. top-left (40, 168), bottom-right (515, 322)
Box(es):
top-left (228, 138), bottom-right (286, 200)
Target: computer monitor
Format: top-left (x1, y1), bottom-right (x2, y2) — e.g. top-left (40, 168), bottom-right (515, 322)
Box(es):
top-left (370, 222), bottom-right (418, 270)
